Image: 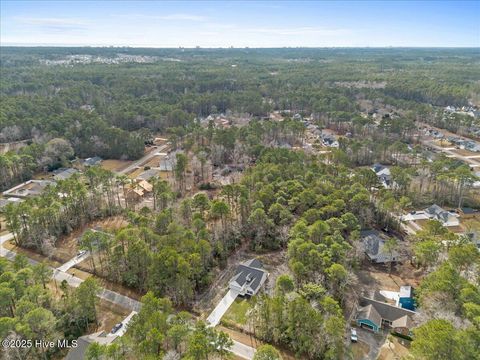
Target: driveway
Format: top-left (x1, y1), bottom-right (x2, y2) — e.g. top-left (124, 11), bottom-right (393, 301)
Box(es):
top-left (57, 251), bottom-right (90, 272)
top-left (356, 327), bottom-right (387, 360)
top-left (1, 232), bottom-right (141, 312)
top-left (206, 289), bottom-right (239, 327)
top-left (116, 144), bottom-right (169, 175)
top-left (1, 233), bottom-right (253, 358)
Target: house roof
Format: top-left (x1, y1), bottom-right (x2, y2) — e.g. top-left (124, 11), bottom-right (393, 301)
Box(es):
top-left (392, 315), bottom-right (413, 329)
top-left (84, 156), bottom-right (102, 166)
top-left (66, 331), bottom-right (117, 360)
top-left (361, 230), bottom-right (400, 261)
top-left (53, 168), bottom-right (79, 181)
top-left (137, 168), bottom-right (160, 180)
top-left (360, 297), bottom-right (416, 323)
top-left (242, 258), bottom-right (264, 270)
top-left (230, 259), bottom-right (268, 293)
top-left (357, 304), bottom-right (382, 327)
top-left (2, 180), bottom-right (55, 198)
top-left (372, 163), bottom-right (386, 173)
top-left (0, 197), bottom-right (23, 210)
top-left (425, 204), bottom-right (445, 216)
top-left (137, 180), bottom-right (153, 192)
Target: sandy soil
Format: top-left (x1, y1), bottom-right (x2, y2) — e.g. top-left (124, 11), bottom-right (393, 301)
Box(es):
top-left (52, 216), bottom-right (128, 264)
top-left (355, 260), bottom-right (425, 300)
top-left (351, 340), bottom-right (370, 360)
top-left (377, 337), bottom-right (411, 360)
top-left (95, 299), bottom-right (131, 332)
top-left (101, 159), bottom-right (133, 172)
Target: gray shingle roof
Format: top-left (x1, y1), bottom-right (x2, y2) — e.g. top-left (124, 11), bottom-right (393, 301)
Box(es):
top-left (231, 259), bottom-right (267, 293)
top-left (53, 168), bottom-right (79, 181)
top-left (357, 304), bottom-right (382, 327)
top-left (360, 297), bottom-right (416, 323)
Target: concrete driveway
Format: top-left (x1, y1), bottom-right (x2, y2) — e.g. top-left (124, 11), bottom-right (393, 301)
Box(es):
top-left (57, 251), bottom-right (90, 272)
top-left (207, 288), bottom-right (239, 327)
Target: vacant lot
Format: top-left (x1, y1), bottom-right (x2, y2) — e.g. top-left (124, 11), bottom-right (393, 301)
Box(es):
top-left (52, 216), bottom-right (128, 264)
top-left (101, 159), bottom-right (133, 172)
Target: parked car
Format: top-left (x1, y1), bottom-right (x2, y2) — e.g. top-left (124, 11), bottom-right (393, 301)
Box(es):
top-left (350, 328), bottom-right (358, 342)
top-left (77, 250), bottom-right (87, 257)
top-left (111, 323), bottom-right (123, 334)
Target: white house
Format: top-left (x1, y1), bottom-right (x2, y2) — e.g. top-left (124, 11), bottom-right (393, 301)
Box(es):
top-left (402, 204), bottom-right (460, 227)
top-left (229, 259), bottom-right (268, 297)
top-left (361, 230), bottom-right (400, 264)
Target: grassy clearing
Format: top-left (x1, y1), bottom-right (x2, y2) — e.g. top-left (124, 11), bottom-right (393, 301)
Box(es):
top-left (223, 298), bottom-right (252, 325)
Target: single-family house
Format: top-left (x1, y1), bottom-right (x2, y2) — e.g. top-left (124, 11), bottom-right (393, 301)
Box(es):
top-left (229, 259), bottom-right (268, 297)
top-left (356, 297), bottom-right (416, 335)
top-left (66, 331), bottom-right (117, 360)
top-left (372, 164), bottom-right (392, 188)
top-left (84, 156), bottom-right (102, 167)
top-left (2, 180), bottom-right (55, 199)
top-left (402, 204), bottom-right (460, 227)
top-left (53, 168), bottom-right (79, 181)
top-left (137, 180), bottom-right (153, 193)
top-left (425, 204), bottom-right (460, 227)
top-left (361, 230), bottom-right (400, 263)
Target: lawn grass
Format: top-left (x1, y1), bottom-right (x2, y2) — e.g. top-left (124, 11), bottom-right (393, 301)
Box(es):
top-left (223, 298), bottom-right (251, 325)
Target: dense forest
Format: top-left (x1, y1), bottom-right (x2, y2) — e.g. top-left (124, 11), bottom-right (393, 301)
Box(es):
top-left (1, 47), bottom-right (479, 360)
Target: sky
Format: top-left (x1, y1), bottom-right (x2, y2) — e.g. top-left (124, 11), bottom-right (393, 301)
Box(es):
top-left (1, 1), bottom-right (479, 48)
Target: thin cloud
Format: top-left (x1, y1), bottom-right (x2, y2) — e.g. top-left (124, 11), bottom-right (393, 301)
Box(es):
top-left (14, 16), bottom-right (89, 32)
top-left (113, 13), bottom-right (208, 21)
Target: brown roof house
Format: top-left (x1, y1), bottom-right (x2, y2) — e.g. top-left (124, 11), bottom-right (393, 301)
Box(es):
top-left (355, 297), bottom-right (416, 335)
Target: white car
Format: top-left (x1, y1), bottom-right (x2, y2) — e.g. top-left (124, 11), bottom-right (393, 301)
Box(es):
top-left (77, 250), bottom-right (87, 257)
top-left (350, 328), bottom-right (358, 342)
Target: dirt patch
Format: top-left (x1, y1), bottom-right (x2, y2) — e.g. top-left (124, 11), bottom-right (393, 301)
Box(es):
top-left (101, 159), bottom-right (133, 172)
top-left (52, 216), bottom-right (128, 264)
top-left (356, 260), bottom-right (425, 300)
top-left (351, 340), bottom-right (370, 360)
top-left (95, 300), bottom-right (131, 333)
top-left (377, 336), bottom-right (411, 360)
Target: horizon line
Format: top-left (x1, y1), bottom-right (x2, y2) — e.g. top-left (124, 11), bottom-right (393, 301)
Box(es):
top-left (1, 44), bottom-right (480, 50)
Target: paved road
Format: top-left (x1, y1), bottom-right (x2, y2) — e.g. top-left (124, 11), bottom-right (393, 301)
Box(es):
top-left (0, 232), bottom-right (142, 312)
top-left (207, 289), bottom-right (239, 327)
top-left (423, 139), bottom-right (480, 168)
top-left (0, 233), bottom-right (254, 359)
top-left (57, 251), bottom-right (90, 272)
top-left (117, 144), bottom-right (169, 175)
top-left (231, 339), bottom-right (256, 359)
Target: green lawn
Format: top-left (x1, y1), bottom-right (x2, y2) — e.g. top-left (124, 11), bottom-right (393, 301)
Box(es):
top-left (223, 298), bottom-right (252, 325)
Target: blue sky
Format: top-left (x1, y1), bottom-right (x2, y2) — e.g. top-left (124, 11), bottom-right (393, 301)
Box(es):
top-left (1, 1), bottom-right (479, 47)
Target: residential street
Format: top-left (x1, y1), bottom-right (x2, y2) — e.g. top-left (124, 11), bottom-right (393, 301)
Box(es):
top-left (0, 232), bottom-right (254, 359)
top-left (116, 144), bottom-right (170, 175)
top-left (422, 139), bottom-right (480, 168)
